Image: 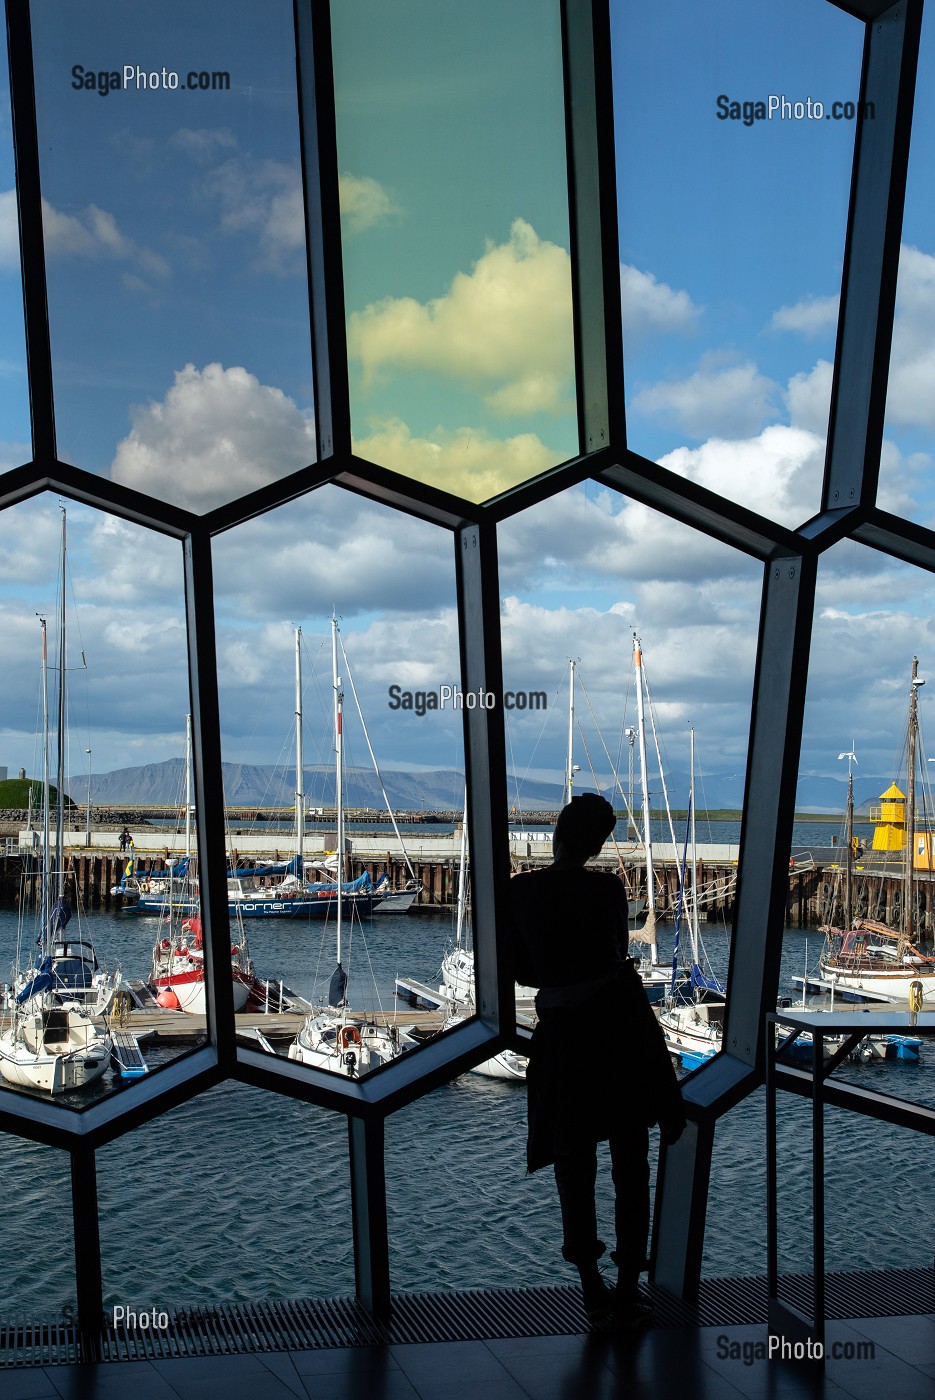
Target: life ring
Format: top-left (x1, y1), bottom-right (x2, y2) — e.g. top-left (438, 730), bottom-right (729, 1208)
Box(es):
top-left (339, 1025), bottom-right (361, 1048)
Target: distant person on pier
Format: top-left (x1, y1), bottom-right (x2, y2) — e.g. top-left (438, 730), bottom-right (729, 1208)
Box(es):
top-left (119, 827), bottom-right (130, 853)
top-left (510, 792), bottom-right (686, 1331)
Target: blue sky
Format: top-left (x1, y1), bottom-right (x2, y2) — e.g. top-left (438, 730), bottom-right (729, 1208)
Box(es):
top-left (2, 1), bottom-right (935, 811)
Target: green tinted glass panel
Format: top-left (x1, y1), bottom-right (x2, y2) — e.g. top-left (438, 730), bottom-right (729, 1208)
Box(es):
top-left (614, 0), bottom-right (861, 525)
top-left (880, 5), bottom-right (935, 528)
top-left (333, 0), bottom-right (577, 503)
top-left (0, 19), bottom-right (30, 469)
top-left (31, 0), bottom-right (313, 511)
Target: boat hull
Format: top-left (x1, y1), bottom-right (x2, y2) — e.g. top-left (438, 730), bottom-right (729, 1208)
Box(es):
top-left (129, 892), bottom-right (382, 919)
top-left (0, 1009), bottom-right (111, 1093)
top-left (818, 957), bottom-right (935, 1005)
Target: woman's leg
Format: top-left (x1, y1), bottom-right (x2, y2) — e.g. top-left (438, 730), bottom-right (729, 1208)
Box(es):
top-left (609, 1123), bottom-right (650, 1305)
top-left (553, 1144), bottom-right (610, 1312)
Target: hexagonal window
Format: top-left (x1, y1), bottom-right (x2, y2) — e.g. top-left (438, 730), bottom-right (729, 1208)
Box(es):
top-left (0, 494), bottom-right (205, 1109)
top-left (333, 0), bottom-right (578, 503)
top-left (788, 540), bottom-right (935, 1109)
top-left (212, 485), bottom-right (465, 1080)
top-left (31, 0), bottom-right (314, 510)
top-left (879, 5), bottom-right (935, 529)
top-left (499, 481), bottom-right (760, 1052)
top-left (613, 0), bottom-right (861, 524)
top-left (0, 19), bottom-right (30, 470)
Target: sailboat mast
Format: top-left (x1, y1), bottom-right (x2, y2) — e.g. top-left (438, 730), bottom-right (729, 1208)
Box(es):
top-left (563, 659), bottom-right (576, 808)
top-left (455, 786), bottom-right (468, 952)
top-left (633, 638), bottom-right (657, 967)
top-left (332, 614), bottom-right (344, 964)
top-left (905, 657), bottom-right (922, 944)
top-left (689, 725), bottom-right (699, 967)
top-left (184, 714), bottom-right (192, 860)
top-left (295, 627), bottom-right (304, 871)
top-left (55, 508), bottom-right (67, 900)
top-left (39, 616), bottom-right (50, 949)
top-left (844, 759), bottom-right (853, 931)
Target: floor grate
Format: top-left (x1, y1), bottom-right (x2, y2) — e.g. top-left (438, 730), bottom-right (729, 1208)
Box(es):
top-left (1, 1267), bottom-right (932, 1367)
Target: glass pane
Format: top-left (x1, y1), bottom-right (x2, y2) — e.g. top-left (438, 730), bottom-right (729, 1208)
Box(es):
top-left (388, 1084), bottom-right (663, 1293)
top-left (214, 486), bottom-right (463, 1077)
top-left (0, 18), bottom-right (31, 468)
top-left (98, 1083), bottom-right (354, 1305)
top-left (614, 0), bottom-right (861, 524)
top-left (31, 0), bottom-right (313, 510)
top-left (333, 0), bottom-right (577, 503)
top-left (792, 542), bottom-right (935, 1068)
top-left (880, 4), bottom-right (935, 526)
top-left (705, 1091), bottom-right (935, 1281)
top-left (0, 1135), bottom-right (73, 1322)
top-left (0, 494), bottom-right (200, 1107)
top-left (499, 481), bottom-right (758, 1025)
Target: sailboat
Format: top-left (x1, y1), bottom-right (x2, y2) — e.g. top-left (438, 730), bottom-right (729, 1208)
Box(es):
top-left (819, 660), bottom-right (935, 1004)
top-left (287, 615), bottom-right (410, 1076)
top-left (658, 728), bottom-right (726, 1066)
top-left (627, 636), bottom-right (686, 1003)
top-left (0, 510), bottom-right (114, 1093)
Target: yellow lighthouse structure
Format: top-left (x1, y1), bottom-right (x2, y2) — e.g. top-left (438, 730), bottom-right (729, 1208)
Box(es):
top-left (870, 783), bottom-right (906, 852)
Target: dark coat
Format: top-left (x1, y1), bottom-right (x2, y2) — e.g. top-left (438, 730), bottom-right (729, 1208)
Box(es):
top-left (510, 866), bottom-right (685, 1172)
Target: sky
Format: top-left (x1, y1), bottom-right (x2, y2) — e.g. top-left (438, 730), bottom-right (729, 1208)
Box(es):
top-left (2, 0), bottom-right (935, 812)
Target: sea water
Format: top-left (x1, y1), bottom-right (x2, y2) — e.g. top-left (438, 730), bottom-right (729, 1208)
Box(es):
top-left (0, 817), bottom-right (927, 1320)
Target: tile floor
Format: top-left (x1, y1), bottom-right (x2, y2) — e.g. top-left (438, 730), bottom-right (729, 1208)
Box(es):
top-left (2, 1312), bottom-right (933, 1400)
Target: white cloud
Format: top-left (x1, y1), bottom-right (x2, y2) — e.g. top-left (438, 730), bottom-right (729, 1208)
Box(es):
top-left (170, 127), bottom-right (238, 163)
top-left (212, 486), bottom-right (454, 622)
top-left (40, 198), bottom-right (170, 281)
top-left (110, 363), bottom-right (316, 511)
top-left (339, 173), bottom-right (399, 234)
top-left (633, 353), bottom-right (781, 439)
top-left (659, 424), bottom-right (826, 526)
top-left (353, 416), bottom-right (558, 501)
top-left (886, 244), bottom-right (935, 432)
top-left (620, 264), bottom-right (701, 345)
top-left (204, 158), bottom-right (305, 272)
top-left (347, 219), bottom-right (575, 417)
top-left (0, 189), bottom-right (19, 271)
top-left (785, 358), bottom-right (833, 436)
top-left (771, 294), bottom-right (839, 337)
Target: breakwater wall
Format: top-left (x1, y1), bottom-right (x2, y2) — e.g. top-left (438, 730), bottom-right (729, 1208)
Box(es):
top-left (2, 848), bottom-right (930, 932)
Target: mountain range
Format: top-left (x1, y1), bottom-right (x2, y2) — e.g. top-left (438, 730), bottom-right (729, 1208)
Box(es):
top-left (64, 756), bottom-right (896, 814)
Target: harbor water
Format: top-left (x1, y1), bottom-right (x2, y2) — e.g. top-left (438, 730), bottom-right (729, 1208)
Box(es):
top-left (0, 814), bottom-right (929, 1321)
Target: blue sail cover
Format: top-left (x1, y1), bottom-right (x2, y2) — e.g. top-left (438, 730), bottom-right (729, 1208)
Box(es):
top-left (49, 896), bottom-right (72, 936)
top-left (16, 956), bottom-right (54, 1004)
top-left (691, 964), bottom-right (725, 994)
top-left (328, 962), bottom-right (348, 1007)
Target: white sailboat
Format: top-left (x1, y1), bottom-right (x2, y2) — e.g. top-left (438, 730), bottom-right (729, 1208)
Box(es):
top-left (288, 615), bottom-right (410, 1076)
top-left (0, 510), bottom-right (114, 1094)
top-left (658, 728), bottom-right (726, 1066)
